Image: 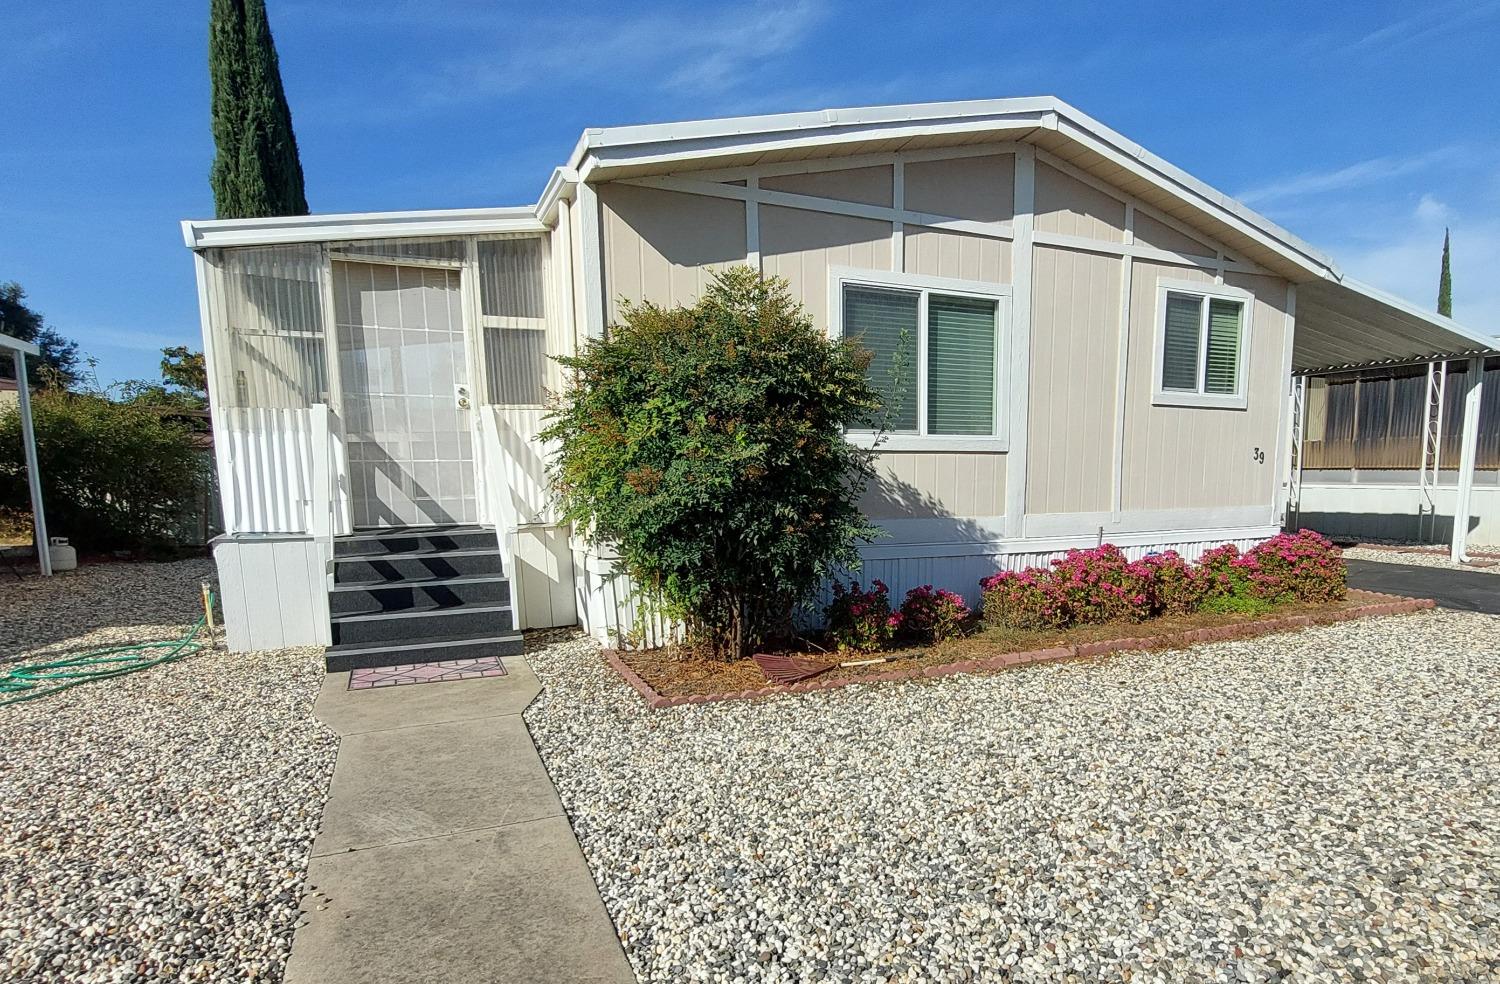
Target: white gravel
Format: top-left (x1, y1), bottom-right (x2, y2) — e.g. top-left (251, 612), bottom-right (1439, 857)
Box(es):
top-left (1341, 546), bottom-right (1500, 575)
top-left (526, 613), bottom-right (1500, 983)
top-left (1, 561), bottom-right (338, 983)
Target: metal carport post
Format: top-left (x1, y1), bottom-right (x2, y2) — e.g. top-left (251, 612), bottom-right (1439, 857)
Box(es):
top-left (1451, 356), bottom-right (1485, 563)
top-left (1, 332), bottom-right (50, 576)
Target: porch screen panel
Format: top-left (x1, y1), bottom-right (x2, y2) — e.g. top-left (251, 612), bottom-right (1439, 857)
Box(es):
top-left (331, 238), bottom-right (467, 264)
top-left (478, 238), bottom-right (546, 318)
top-left (213, 245), bottom-right (328, 408)
top-left (484, 328), bottom-right (547, 405)
top-left (479, 237), bottom-right (548, 406)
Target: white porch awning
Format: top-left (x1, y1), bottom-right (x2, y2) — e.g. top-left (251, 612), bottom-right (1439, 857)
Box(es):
top-left (1294, 276), bottom-right (1497, 374)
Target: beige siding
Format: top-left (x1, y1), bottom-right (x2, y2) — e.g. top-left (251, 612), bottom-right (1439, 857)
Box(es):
top-left (759, 205), bottom-right (892, 330)
top-left (1027, 245), bottom-right (1121, 514)
top-left (903, 229), bottom-right (1011, 283)
top-left (598, 183), bottom-right (747, 322)
top-left (861, 452), bottom-right (1005, 519)
top-left (1035, 162), bottom-right (1126, 242)
top-left (761, 165), bottom-right (893, 206)
top-left (1121, 262), bottom-right (1289, 511)
top-left (1132, 211), bottom-right (1214, 258)
top-left (903, 154), bottom-right (1014, 221)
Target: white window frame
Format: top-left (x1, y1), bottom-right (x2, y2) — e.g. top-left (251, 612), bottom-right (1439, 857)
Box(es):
top-left (828, 266), bottom-right (1011, 452)
top-left (1151, 277), bottom-right (1253, 410)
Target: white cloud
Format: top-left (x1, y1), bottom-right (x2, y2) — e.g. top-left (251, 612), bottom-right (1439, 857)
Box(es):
top-left (1236, 147), bottom-right (1463, 206)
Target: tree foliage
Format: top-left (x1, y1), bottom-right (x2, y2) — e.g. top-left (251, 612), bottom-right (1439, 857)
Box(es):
top-left (543, 268), bottom-right (882, 659)
top-left (0, 282), bottom-right (81, 388)
top-left (1438, 227), bottom-right (1453, 317)
top-left (0, 389), bottom-right (210, 552)
top-left (209, 0), bottom-right (309, 219)
top-left (117, 346), bottom-right (211, 418)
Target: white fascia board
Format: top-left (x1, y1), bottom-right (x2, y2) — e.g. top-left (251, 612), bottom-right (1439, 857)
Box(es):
top-left (181, 206), bottom-right (546, 249)
top-left (535, 167), bottom-right (580, 227)
top-left (0, 332), bottom-right (41, 356)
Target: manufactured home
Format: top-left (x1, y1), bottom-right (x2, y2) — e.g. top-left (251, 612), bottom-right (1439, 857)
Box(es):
top-left (181, 97), bottom-right (1496, 663)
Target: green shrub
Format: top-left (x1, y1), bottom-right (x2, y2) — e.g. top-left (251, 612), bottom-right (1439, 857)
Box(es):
top-left (543, 267), bottom-right (882, 659)
top-left (1198, 592), bottom-right (1275, 616)
top-left (0, 390), bottom-right (210, 553)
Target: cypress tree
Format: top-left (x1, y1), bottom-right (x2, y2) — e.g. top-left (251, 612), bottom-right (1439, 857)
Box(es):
top-left (1437, 228), bottom-right (1452, 317)
top-left (209, 0), bottom-right (309, 218)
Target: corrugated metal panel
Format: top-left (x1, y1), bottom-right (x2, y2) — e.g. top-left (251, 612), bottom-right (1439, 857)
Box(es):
top-left (220, 407), bottom-right (315, 534)
top-left (1027, 245), bottom-right (1119, 514)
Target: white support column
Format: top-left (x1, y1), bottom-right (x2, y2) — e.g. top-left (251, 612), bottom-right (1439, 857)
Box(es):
top-left (1271, 284), bottom-right (1298, 527)
top-left (1109, 203), bottom-right (1135, 520)
top-left (745, 176), bottom-right (761, 271)
top-left (1004, 145), bottom-right (1036, 540)
top-left (12, 350), bottom-right (50, 576)
top-left (576, 181), bottom-right (606, 340)
top-left (890, 160), bottom-right (904, 273)
top-left (1450, 357), bottom-right (1484, 563)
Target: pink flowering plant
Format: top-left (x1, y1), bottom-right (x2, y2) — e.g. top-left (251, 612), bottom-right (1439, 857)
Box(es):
top-left (898, 585), bottom-right (974, 642)
top-left (825, 579), bottom-right (902, 652)
top-left (981, 532), bottom-right (1345, 630)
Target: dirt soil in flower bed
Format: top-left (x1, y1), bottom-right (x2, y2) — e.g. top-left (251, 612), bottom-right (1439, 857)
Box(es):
top-left (621, 591), bottom-right (1392, 698)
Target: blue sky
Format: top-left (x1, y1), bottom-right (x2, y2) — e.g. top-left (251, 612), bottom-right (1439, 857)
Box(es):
top-left (4, 0), bottom-right (1498, 386)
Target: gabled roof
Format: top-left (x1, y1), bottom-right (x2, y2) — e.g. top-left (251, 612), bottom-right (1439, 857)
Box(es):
top-left (181, 97), bottom-right (1496, 372)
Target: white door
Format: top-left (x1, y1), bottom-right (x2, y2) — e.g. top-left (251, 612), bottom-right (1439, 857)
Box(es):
top-left (334, 260), bottom-right (477, 528)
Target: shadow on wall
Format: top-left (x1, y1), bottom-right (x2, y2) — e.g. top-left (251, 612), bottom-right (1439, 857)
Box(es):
top-left (1296, 511), bottom-right (1480, 545)
top-left (859, 470), bottom-right (993, 543)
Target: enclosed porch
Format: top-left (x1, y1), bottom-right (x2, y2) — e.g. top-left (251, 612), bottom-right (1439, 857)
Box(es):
top-left (187, 212), bottom-right (578, 654)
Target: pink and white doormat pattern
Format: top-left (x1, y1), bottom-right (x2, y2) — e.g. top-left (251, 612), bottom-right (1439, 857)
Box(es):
top-left (348, 657), bottom-right (508, 689)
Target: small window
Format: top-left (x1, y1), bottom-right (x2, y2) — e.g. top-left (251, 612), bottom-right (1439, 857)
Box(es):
top-left (832, 268), bottom-right (1008, 449)
top-left (1153, 281), bottom-right (1251, 409)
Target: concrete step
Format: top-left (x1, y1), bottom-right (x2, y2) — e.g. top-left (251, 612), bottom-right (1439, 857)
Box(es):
top-left (324, 633), bottom-right (526, 672)
top-left (334, 548), bottom-right (503, 585)
top-left (330, 604), bottom-right (515, 648)
top-left (329, 575), bottom-right (512, 617)
top-left (335, 526), bottom-right (497, 558)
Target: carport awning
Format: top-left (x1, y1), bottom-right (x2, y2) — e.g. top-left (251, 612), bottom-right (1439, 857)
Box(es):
top-left (1294, 276), bottom-right (1496, 374)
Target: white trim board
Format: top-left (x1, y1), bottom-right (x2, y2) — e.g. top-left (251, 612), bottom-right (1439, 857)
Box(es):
top-left (182, 208), bottom-right (545, 249)
top-left (1023, 504), bottom-right (1276, 539)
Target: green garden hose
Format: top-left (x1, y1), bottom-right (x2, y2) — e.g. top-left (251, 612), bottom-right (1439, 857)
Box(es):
top-left (1, 593), bottom-right (214, 706)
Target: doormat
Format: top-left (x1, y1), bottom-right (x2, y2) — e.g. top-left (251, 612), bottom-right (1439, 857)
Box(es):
top-left (348, 657), bottom-right (509, 690)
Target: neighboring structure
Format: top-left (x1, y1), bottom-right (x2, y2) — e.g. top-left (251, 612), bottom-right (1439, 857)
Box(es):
top-left (181, 97), bottom-right (1496, 657)
top-left (1292, 359), bottom-right (1500, 546)
top-left (0, 334), bottom-right (50, 576)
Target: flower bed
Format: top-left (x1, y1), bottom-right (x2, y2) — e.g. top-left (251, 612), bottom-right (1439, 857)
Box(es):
top-left (609, 590), bottom-right (1434, 707)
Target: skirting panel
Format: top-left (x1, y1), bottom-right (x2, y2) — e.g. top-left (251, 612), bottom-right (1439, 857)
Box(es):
top-left (213, 534), bottom-right (332, 653)
top-left (1296, 482), bottom-right (1500, 545)
top-left (574, 525), bottom-right (1279, 646)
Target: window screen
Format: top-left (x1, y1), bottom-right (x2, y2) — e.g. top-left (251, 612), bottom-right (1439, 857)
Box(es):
top-left (484, 327), bottom-right (547, 405)
top-left (1204, 299), bottom-right (1242, 395)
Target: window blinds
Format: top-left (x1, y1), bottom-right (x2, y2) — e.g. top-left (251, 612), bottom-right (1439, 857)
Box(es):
top-left (1204, 299), bottom-right (1242, 395)
top-left (844, 285), bottom-right (919, 432)
top-left (927, 294), bottom-right (997, 435)
top-left (1161, 292), bottom-right (1202, 392)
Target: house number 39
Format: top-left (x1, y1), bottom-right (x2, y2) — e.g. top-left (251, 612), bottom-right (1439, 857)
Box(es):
top-left (1252, 447), bottom-right (1266, 464)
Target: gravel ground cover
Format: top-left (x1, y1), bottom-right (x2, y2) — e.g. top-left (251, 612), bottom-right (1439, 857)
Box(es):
top-left (526, 613), bottom-right (1500, 983)
top-left (0, 558), bottom-right (220, 664)
top-left (1341, 546), bottom-right (1500, 575)
top-left (1, 561), bottom-right (338, 983)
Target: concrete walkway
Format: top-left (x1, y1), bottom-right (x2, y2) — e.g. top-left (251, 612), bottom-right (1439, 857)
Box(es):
top-left (284, 657), bottom-right (636, 984)
top-left (1346, 558), bottom-right (1500, 614)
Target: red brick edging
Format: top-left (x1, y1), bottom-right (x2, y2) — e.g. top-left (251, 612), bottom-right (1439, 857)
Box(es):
top-left (603, 591), bottom-right (1436, 710)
